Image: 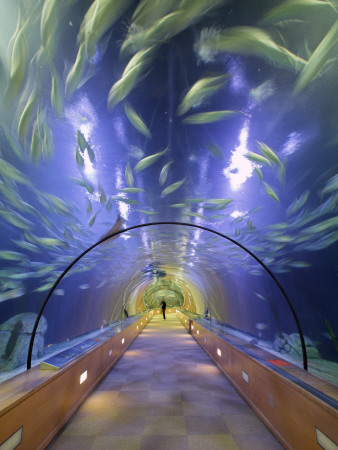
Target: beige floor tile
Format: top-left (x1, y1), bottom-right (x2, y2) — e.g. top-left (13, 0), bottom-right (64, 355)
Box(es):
top-left (90, 435), bottom-right (141, 450)
top-left (140, 435), bottom-right (189, 450)
top-left (180, 390), bottom-right (217, 403)
top-left (149, 390), bottom-right (182, 403)
top-left (184, 415), bottom-right (229, 435)
top-left (102, 372), bottom-right (127, 382)
top-left (116, 391), bottom-right (150, 406)
top-left (48, 435), bottom-right (96, 449)
top-left (78, 391), bottom-right (119, 415)
top-left (121, 381), bottom-right (152, 391)
top-left (110, 405), bottom-right (148, 417)
top-left (182, 401), bottom-right (220, 416)
top-left (234, 433), bottom-right (284, 449)
top-left (60, 413), bottom-right (113, 436)
top-left (216, 399), bottom-right (253, 415)
top-left (151, 382), bottom-right (180, 391)
top-left (223, 413), bottom-right (271, 434)
top-left (143, 416), bottom-right (186, 435)
top-left (178, 381), bottom-right (204, 391)
top-left (103, 414), bottom-right (146, 436)
top-left (125, 373), bottom-right (152, 381)
top-left (211, 388), bottom-right (244, 401)
top-left (188, 434), bottom-right (239, 450)
top-left (97, 380), bottom-right (124, 390)
top-left (145, 401), bottom-right (184, 416)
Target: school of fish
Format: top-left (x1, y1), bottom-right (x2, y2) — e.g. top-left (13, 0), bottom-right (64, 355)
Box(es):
top-left (0, 0), bottom-right (336, 322)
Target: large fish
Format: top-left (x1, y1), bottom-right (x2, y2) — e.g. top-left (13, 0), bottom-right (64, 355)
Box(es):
top-left (41, 0), bottom-right (77, 60)
top-left (185, 212), bottom-right (208, 219)
top-left (134, 148), bottom-right (167, 173)
top-left (12, 240), bottom-right (40, 253)
top-left (203, 198), bottom-right (233, 210)
top-left (120, 187), bottom-right (144, 193)
top-left (206, 143), bottom-right (223, 159)
top-left (125, 162), bottom-right (134, 187)
top-left (99, 215), bottom-right (124, 244)
top-left (254, 167), bottom-right (263, 182)
top-left (31, 235), bottom-right (67, 248)
top-left (256, 141), bottom-right (281, 165)
top-left (159, 161), bottom-right (173, 186)
top-left (259, 0), bottom-right (334, 25)
top-left (124, 101), bottom-right (151, 138)
top-left (177, 75), bottom-right (228, 116)
top-left (161, 178), bottom-right (186, 196)
top-left (0, 158), bottom-right (31, 186)
top-left (78, 0), bottom-right (134, 58)
top-left (294, 20), bottom-right (338, 94)
top-left (321, 174), bottom-right (338, 196)
top-left (301, 216), bottom-right (338, 234)
top-left (89, 212), bottom-right (99, 227)
top-left (113, 197), bottom-right (138, 205)
top-left (30, 109), bottom-right (47, 163)
top-left (50, 63), bottom-right (64, 115)
top-left (0, 289), bottom-right (25, 303)
top-left (287, 191), bottom-right (309, 216)
top-left (99, 186), bottom-right (107, 204)
top-left (108, 47), bottom-right (157, 108)
top-left (120, 10), bottom-right (184, 54)
top-left (245, 151), bottom-right (271, 166)
top-left (0, 209), bottom-right (34, 230)
top-left (195, 26), bottom-right (306, 71)
top-left (17, 89), bottom-right (39, 143)
top-left (77, 130), bottom-right (95, 162)
top-left (0, 250), bottom-right (27, 261)
top-left (2, 125), bottom-right (25, 161)
top-left (136, 209), bottom-right (158, 215)
top-left (65, 43), bottom-right (86, 98)
top-left (183, 110), bottom-right (238, 124)
top-left (132, 0), bottom-right (180, 28)
top-left (70, 177), bottom-right (95, 194)
top-left (170, 203), bottom-right (187, 208)
top-left (5, 8), bottom-right (28, 103)
top-left (263, 182), bottom-right (280, 203)
top-left (122, 0), bottom-right (229, 54)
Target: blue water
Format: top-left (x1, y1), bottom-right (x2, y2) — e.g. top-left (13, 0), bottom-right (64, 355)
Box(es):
top-left (0, 0), bottom-right (337, 381)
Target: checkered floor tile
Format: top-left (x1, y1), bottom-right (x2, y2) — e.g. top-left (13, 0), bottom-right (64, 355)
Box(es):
top-left (47, 314), bottom-right (283, 450)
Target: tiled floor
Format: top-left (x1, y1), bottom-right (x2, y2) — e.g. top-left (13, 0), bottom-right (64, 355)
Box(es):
top-left (47, 314), bottom-right (284, 449)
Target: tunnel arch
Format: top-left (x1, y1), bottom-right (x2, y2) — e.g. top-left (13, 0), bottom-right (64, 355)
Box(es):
top-left (143, 278), bottom-right (186, 309)
top-left (27, 222), bottom-right (308, 370)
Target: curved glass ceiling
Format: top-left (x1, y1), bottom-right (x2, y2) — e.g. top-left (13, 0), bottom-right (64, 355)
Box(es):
top-left (0, 0), bottom-right (337, 382)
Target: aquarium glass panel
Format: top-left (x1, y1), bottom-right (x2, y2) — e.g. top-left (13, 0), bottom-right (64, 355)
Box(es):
top-left (29, 224), bottom-right (305, 372)
top-left (0, 0), bottom-right (337, 385)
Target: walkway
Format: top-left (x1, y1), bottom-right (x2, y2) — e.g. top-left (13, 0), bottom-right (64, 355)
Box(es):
top-left (48, 314), bottom-right (283, 449)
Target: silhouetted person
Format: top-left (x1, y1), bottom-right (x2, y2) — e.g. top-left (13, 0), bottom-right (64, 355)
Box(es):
top-left (161, 300), bottom-right (166, 320)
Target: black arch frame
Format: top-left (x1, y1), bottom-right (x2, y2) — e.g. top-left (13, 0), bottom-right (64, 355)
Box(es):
top-left (27, 222), bottom-right (308, 370)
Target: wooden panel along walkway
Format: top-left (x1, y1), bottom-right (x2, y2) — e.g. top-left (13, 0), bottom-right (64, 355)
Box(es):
top-left (47, 314), bottom-right (283, 450)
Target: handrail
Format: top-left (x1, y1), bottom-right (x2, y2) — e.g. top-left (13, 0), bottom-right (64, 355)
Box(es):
top-left (27, 222), bottom-right (308, 370)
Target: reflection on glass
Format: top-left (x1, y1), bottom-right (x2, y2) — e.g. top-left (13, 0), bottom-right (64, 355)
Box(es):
top-left (0, 0), bottom-right (337, 385)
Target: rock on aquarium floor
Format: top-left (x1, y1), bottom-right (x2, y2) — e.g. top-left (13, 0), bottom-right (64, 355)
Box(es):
top-left (210, 322), bottom-right (338, 386)
top-left (0, 327), bottom-right (106, 384)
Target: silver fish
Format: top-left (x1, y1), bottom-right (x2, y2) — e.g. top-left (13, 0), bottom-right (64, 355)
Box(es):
top-left (0, 288), bottom-right (25, 303)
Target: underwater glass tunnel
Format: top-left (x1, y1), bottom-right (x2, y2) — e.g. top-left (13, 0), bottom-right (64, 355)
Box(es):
top-left (0, 0), bottom-right (337, 385)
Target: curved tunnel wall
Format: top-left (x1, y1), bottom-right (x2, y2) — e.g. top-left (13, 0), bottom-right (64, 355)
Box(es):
top-left (0, 0), bottom-right (337, 384)
top-left (26, 223), bottom-right (307, 371)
